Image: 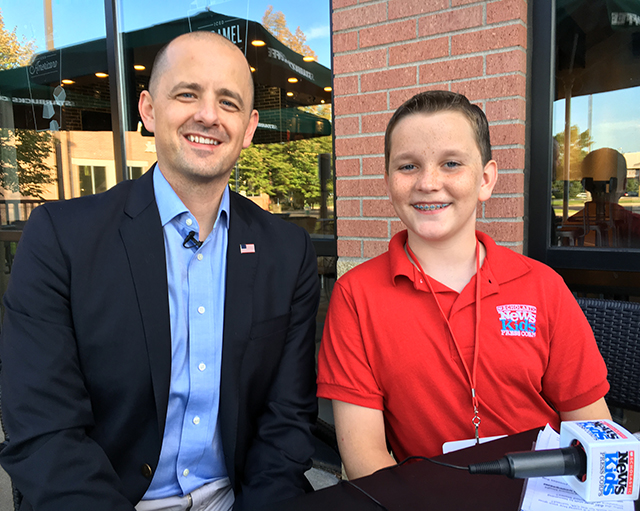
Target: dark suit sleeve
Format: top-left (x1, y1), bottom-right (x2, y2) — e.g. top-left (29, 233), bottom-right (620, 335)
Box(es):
top-left (233, 230), bottom-right (320, 510)
top-left (0, 206), bottom-right (135, 511)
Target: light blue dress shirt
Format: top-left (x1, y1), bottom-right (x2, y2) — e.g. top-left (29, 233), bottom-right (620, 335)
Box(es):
top-left (143, 167), bottom-right (229, 499)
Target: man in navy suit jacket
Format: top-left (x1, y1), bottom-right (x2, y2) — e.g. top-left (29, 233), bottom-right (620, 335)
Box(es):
top-left (0, 31), bottom-right (319, 511)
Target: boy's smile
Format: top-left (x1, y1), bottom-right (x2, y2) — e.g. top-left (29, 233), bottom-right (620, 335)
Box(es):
top-left (385, 110), bottom-right (497, 249)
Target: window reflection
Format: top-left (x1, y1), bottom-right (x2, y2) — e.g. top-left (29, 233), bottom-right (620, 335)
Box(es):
top-left (120, 3), bottom-right (334, 248)
top-left (552, 0), bottom-right (640, 248)
top-left (0, 1), bottom-right (334, 307)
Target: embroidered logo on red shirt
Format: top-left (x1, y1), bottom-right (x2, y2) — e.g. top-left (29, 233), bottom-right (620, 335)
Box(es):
top-left (497, 304), bottom-right (537, 337)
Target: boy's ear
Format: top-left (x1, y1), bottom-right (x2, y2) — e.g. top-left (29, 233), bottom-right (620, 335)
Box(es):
top-left (384, 170), bottom-right (392, 198)
top-left (478, 160), bottom-right (498, 203)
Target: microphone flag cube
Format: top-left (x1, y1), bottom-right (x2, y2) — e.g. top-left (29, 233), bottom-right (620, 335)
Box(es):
top-left (560, 419), bottom-right (639, 502)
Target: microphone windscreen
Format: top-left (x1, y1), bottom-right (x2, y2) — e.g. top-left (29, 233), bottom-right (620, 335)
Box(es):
top-left (560, 420), bottom-right (640, 502)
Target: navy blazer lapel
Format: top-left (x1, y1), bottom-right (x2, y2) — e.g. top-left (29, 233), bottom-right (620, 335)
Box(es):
top-left (119, 168), bottom-right (172, 440)
top-left (220, 191), bottom-right (259, 481)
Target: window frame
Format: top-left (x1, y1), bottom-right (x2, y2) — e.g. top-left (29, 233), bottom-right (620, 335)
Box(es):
top-left (527, 0), bottom-right (640, 272)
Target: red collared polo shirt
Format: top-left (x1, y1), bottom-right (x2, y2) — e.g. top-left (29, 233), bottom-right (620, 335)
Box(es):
top-left (317, 230), bottom-right (609, 460)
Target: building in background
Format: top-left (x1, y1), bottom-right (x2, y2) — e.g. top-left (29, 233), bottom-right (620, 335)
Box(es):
top-left (331, 0), bottom-right (640, 298)
top-left (0, 2), bottom-right (336, 295)
top-left (2, 0), bottom-right (640, 298)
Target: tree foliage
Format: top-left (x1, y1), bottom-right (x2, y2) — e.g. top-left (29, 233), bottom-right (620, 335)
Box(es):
top-left (262, 6), bottom-right (317, 59)
top-left (0, 9), bottom-right (54, 199)
top-left (0, 129), bottom-right (56, 198)
top-left (626, 177), bottom-right (639, 195)
top-left (0, 8), bottom-right (36, 70)
top-left (552, 126), bottom-right (592, 198)
top-left (247, 7), bottom-right (332, 211)
top-left (554, 126), bottom-right (592, 180)
top-left (234, 136), bottom-right (332, 210)
top-left (262, 6), bottom-right (331, 120)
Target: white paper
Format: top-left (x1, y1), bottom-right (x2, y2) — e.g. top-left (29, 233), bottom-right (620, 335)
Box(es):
top-left (520, 424), bottom-right (634, 511)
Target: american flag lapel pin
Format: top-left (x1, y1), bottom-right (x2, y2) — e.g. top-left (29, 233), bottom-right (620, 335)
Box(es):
top-left (240, 243), bottom-right (255, 254)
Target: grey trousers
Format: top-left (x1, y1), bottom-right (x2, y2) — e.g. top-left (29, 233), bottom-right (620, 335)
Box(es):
top-left (135, 478), bottom-right (234, 511)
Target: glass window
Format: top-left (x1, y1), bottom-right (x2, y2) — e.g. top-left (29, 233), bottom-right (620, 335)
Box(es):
top-left (0, 0), bottom-right (115, 308)
top-left (118, 1), bottom-right (335, 260)
top-left (551, 0), bottom-right (640, 249)
top-left (128, 166), bottom-right (144, 179)
top-left (79, 165), bottom-right (107, 196)
top-left (0, 1), bottom-right (334, 311)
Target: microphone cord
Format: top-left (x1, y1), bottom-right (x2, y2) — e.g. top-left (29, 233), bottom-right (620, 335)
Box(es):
top-left (341, 480), bottom-right (389, 510)
top-left (339, 456), bottom-right (467, 509)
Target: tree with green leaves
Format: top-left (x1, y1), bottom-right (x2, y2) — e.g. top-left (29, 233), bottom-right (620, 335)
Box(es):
top-left (0, 9), bottom-right (54, 199)
top-left (552, 126), bottom-right (592, 198)
top-left (234, 136), bottom-right (332, 211)
top-left (241, 7), bottom-right (334, 212)
top-left (0, 129), bottom-right (56, 199)
top-left (555, 126), bottom-right (592, 180)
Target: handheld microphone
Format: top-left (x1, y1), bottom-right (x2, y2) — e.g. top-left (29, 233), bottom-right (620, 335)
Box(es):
top-left (183, 230), bottom-right (203, 249)
top-left (467, 420), bottom-right (640, 502)
top-left (468, 442), bottom-right (586, 479)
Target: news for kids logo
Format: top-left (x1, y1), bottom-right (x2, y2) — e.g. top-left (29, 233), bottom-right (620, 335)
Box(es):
top-left (496, 304), bottom-right (537, 337)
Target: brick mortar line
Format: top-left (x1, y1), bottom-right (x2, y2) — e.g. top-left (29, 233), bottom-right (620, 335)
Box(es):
top-left (332, 9), bottom-right (525, 32)
top-left (355, 20), bottom-right (525, 47)
top-left (419, 62), bottom-right (527, 74)
top-left (335, 132), bottom-right (527, 139)
top-left (339, 59), bottom-right (526, 76)
top-left (336, 257), bottom-right (369, 264)
top-left (333, 105), bottom-right (528, 120)
top-left (338, 196), bottom-right (388, 199)
top-left (334, 142), bottom-right (527, 153)
top-left (487, 119), bottom-right (527, 126)
top-left (334, 38), bottom-right (525, 58)
top-left (332, 55), bottom-right (526, 81)
top-left (491, 144), bottom-right (527, 150)
top-left (477, 217), bottom-right (524, 222)
top-left (334, 109), bottom-right (390, 117)
top-left (333, 139), bottom-right (526, 150)
top-left (333, 18), bottom-right (527, 44)
top-left (336, 174), bottom-right (385, 179)
top-left (404, 63), bottom-right (526, 79)
top-left (492, 242), bottom-right (523, 247)
top-left (335, 84), bottom-right (526, 100)
top-left (351, 76), bottom-right (528, 94)
top-left (339, 216), bottom-right (396, 220)
top-left (421, 67), bottom-right (527, 79)
top-left (336, 197), bottom-right (388, 201)
top-left (331, 0), bottom-right (388, 14)
top-left (340, 238), bottom-right (391, 242)
top-left (420, 81), bottom-right (526, 94)
top-left (337, 239), bottom-right (386, 243)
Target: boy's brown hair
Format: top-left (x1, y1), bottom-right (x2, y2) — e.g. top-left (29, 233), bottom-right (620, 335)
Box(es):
top-left (384, 90), bottom-right (492, 172)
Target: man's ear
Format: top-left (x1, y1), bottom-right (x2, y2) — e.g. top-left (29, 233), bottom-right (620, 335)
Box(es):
top-left (242, 109), bottom-right (260, 149)
top-left (138, 90), bottom-right (155, 134)
top-left (478, 159), bottom-right (498, 202)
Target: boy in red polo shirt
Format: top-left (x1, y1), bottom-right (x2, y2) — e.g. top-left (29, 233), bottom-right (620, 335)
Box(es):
top-left (317, 91), bottom-right (611, 480)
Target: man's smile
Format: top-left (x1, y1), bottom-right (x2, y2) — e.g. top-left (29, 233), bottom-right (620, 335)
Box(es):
top-left (186, 134), bottom-right (220, 145)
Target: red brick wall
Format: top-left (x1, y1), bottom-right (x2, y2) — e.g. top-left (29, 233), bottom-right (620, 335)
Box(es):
top-left (331, 0), bottom-right (528, 271)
